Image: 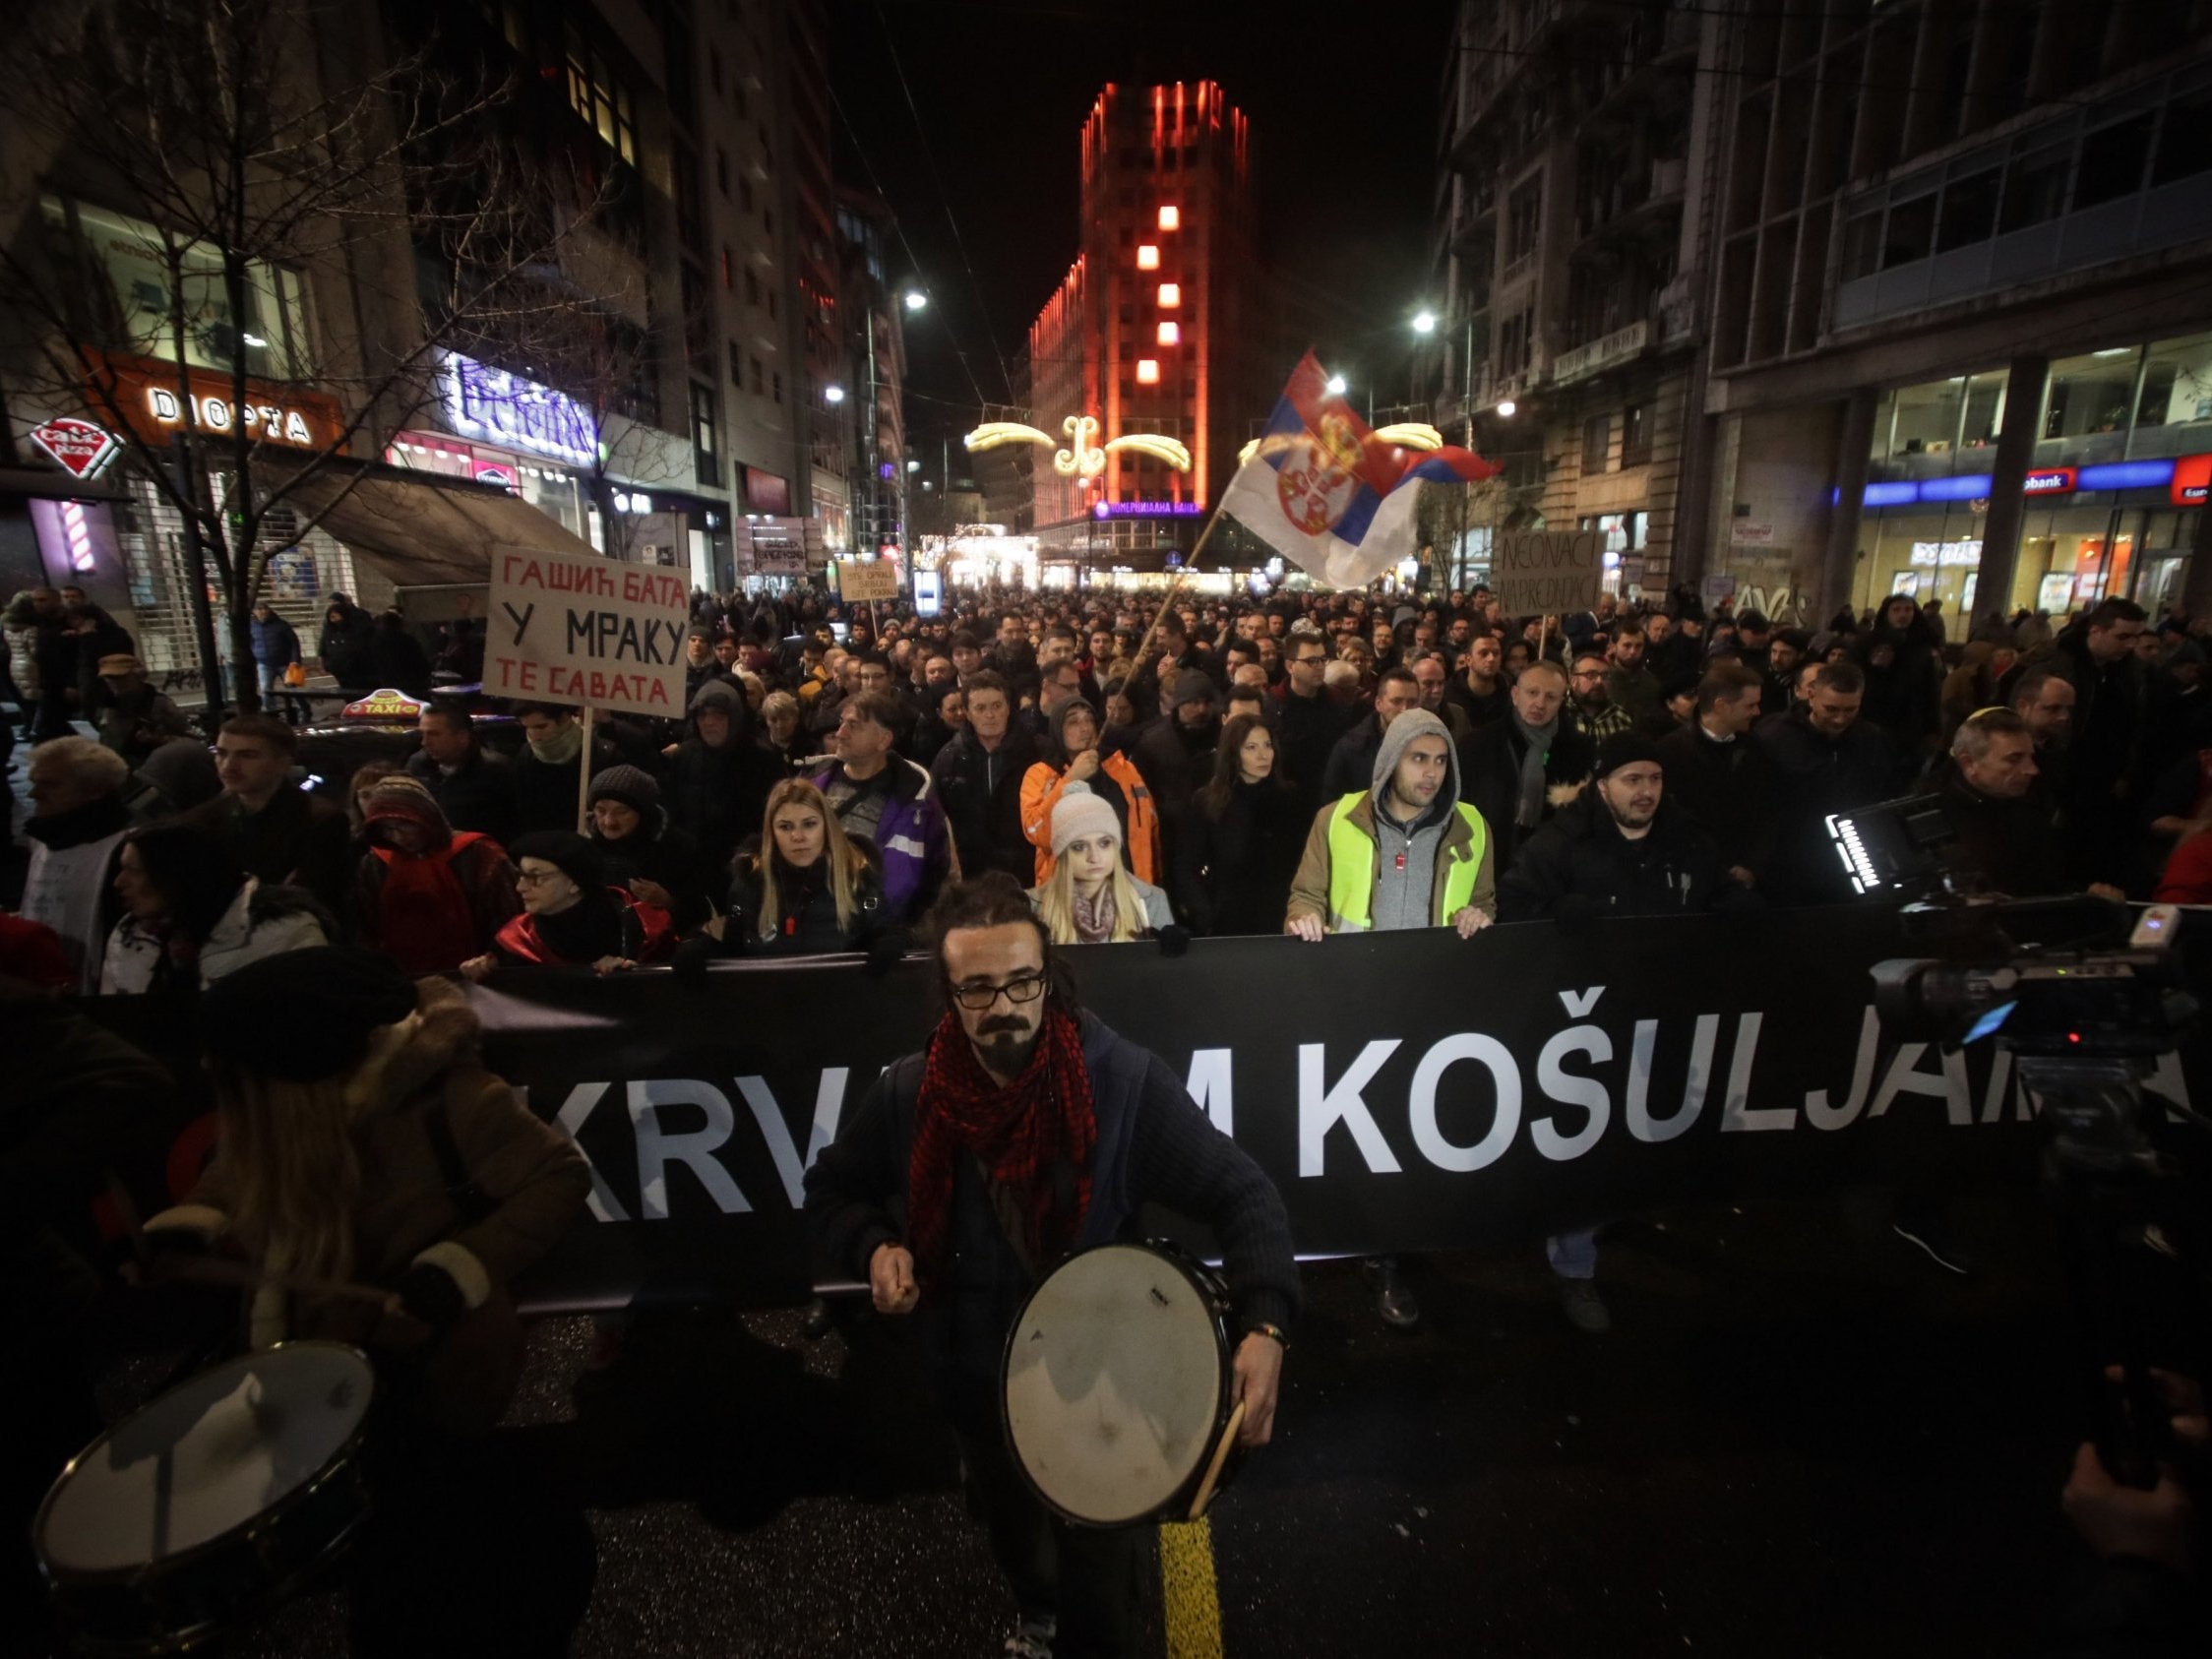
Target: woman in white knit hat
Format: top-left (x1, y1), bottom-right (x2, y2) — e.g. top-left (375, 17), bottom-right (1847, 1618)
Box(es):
top-left (1027, 781), bottom-right (1174, 945)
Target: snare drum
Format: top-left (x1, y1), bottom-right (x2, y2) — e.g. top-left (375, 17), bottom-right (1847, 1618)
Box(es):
top-left (1002, 1241), bottom-right (1242, 1528)
top-left (34, 1342), bottom-right (376, 1654)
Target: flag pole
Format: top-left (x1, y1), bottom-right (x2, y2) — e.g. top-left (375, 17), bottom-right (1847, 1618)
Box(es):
top-left (1127, 498), bottom-right (1230, 682)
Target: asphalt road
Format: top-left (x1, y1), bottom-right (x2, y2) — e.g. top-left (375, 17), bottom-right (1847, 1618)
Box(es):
top-left (183, 1182), bottom-right (2132, 1659)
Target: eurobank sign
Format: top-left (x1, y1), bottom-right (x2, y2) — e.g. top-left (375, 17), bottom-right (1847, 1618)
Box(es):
top-left (438, 352), bottom-right (598, 469)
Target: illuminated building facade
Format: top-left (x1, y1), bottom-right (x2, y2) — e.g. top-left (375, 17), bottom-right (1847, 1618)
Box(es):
top-left (1026, 82), bottom-right (1258, 566)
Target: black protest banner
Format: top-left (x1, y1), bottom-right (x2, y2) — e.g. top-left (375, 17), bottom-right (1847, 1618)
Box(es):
top-left (84, 906), bottom-right (2207, 1313)
top-left (460, 905), bottom-right (2202, 1309)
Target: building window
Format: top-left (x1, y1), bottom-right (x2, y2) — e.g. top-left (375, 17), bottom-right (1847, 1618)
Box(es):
top-left (1157, 321), bottom-right (1180, 345)
top-left (772, 371), bottom-right (783, 404)
top-left (1157, 283), bottom-right (1180, 308)
top-left (751, 355), bottom-right (765, 395)
top-left (691, 383), bottom-right (719, 484)
top-left (1999, 144), bottom-right (2070, 233)
top-left (708, 48), bottom-right (722, 94)
top-left (739, 176), bottom-right (754, 211)
top-left (1137, 244), bottom-right (1159, 270)
top-left (716, 149), bottom-right (730, 197)
top-left (1137, 359), bottom-right (1160, 385)
top-left (564, 27), bottom-right (638, 163)
top-left (1158, 205), bottom-right (1180, 230)
top-left (1622, 402), bottom-right (1653, 467)
top-left (745, 268), bottom-right (762, 305)
top-left (1582, 414), bottom-right (1611, 474)
top-left (720, 247), bottom-right (733, 289)
top-left (728, 341), bottom-right (743, 388)
top-left (1936, 169), bottom-right (2000, 253)
top-left (1881, 195), bottom-right (1936, 269)
top-left (1505, 178), bottom-right (1541, 266)
top-left (2076, 114), bottom-right (2156, 209)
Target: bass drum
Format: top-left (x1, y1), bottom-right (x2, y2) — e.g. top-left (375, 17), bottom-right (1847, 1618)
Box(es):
top-left (1001, 1241), bottom-right (1240, 1528)
top-left (34, 1342), bottom-right (376, 1654)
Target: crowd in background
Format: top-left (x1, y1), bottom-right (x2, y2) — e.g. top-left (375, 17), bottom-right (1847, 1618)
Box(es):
top-left (8, 572), bottom-right (2212, 1002)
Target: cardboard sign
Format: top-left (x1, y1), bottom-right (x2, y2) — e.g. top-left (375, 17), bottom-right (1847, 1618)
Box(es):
top-left (1492, 530), bottom-right (1603, 615)
top-left (834, 560), bottom-right (900, 602)
top-left (487, 547), bottom-right (689, 717)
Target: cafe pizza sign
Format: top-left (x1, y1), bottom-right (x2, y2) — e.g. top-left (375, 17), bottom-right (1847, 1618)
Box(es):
top-left (27, 417), bottom-right (121, 481)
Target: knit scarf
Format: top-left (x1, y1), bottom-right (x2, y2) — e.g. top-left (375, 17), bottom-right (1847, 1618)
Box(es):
top-left (1511, 712), bottom-right (1558, 829)
top-left (528, 722), bottom-right (584, 767)
top-left (908, 1002), bottom-right (1095, 1295)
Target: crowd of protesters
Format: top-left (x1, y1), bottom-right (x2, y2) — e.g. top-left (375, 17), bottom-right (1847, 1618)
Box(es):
top-left (6, 571), bottom-right (2209, 1653)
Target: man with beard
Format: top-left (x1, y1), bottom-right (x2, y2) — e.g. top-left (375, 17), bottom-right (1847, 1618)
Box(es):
top-left (1456, 660), bottom-right (1596, 875)
top-left (1603, 624), bottom-right (1663, 722)
top-left (1442, 629), bottom-right (1512, 732)
top-left (805, 875), bottom-right (1296, 1659)
top-left (1501, 732), bottom-right (1735, 1331)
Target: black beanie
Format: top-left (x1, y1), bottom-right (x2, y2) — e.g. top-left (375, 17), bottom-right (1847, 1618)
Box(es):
top-left (1594, 730), bottom-right (1663, 780)
top-left (510, 830), bottom-right (605, 892)
top-left (201, 947), bottom-right (419, 1080)
top-left (588, 764), bottom-right (660, 816)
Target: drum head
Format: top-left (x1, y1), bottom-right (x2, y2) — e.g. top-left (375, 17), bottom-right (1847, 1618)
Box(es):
top-left (37, 1344), bottom-right (373, 1576)
top-left (1004, 1243), bottom-right (1226, 1527)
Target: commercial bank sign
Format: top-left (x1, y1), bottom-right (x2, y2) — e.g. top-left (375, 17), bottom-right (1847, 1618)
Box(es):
top-left (439, 351), bottom-right (598, 469)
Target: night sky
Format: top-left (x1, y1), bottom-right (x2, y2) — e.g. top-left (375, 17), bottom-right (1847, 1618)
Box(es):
top-left (827, 0), bottom-right (1459, 459)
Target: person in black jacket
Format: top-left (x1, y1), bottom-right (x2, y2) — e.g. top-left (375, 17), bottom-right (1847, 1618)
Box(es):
top-left (713, 777), bottom-right (892, 955)
top-left (1175, 713), bottom-right (1307, 935)
top-left (511, 703), bottom-right (621, 838)
top-left (930, 671), bottom-right (1038, 883)
top-left (1500, 732), bottom-right (1741, 1335)
top-left (1129, 669), bottom-right (1221, 878)
top-left (1270, 626), bottom-right (1356, 820)
top-left (1652, 663), bottom-right (1778, 888)
top-left (318, 594), bottom-right (376, 688)
top-left (586, 764), bottom-right (713, 931)
top-left (802, 873), bottom-right (1296, 1659)
top-left (1500, 732), bottom-right (1736, 924)
top-left (1755, 659), bottom-right (1904, 903)
top-left (1858, 593), bottom-right (1943, 757)
top-left (1935, 708), bottom-right (2093, 899)
top-left (365, 610), bottom-right (432, 695)
top-left (666, 680), bottom-right (780, 876)
top-left (1320, 666), bottom-right (1422, 800)
top-left (1456, 660), bottom-right (1595, 875)
top-left (405, 703), bottom-right (519, 845)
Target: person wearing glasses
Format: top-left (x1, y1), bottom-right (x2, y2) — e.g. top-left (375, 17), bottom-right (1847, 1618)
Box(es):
top-left (459, 830), bottom-right (673, 979)
top-left (804, 872), bottom-right (1297, 1659)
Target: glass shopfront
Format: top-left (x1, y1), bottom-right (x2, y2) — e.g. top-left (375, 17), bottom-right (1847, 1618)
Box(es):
top-left (386, 431), bottom-right (587, 541)
top-left (1853, 329), bottom-right (2211, 617)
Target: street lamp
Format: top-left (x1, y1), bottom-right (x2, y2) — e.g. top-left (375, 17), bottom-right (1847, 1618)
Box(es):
top-left (1496, 399), bottom-right (1516, 418)
top-left (906, 460), bottom-right (921, 472)
top-left (1411, 310), bottom-right (1437, 335)
top-left (1324, 374), bottom-right (1349, 396)
top-left (824, 385), bottom-right (846, 404)
top-left (903, 290), bottom-right (928, 313)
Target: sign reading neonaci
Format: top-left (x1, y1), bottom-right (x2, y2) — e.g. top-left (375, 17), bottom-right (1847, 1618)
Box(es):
top-left (439, 351), bottom-right (598, 469)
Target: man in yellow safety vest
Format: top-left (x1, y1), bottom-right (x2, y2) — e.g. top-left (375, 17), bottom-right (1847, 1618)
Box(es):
top-left (1283, 707), bottom-right (1497, 1328)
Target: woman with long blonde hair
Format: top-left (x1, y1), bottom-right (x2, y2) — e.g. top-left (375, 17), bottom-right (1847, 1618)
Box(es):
top-left (719, 777), bottom-right (890, 954)
top-left (1028, 783), bottom-right (1173, 945)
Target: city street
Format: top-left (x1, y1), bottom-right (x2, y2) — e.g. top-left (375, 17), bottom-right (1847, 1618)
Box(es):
top-left (215, 1188), bottom-right (2098, 1658)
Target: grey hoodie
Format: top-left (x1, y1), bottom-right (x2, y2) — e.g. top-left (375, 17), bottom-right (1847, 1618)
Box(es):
top-left (1367, 708), bottom-right (1462, 932)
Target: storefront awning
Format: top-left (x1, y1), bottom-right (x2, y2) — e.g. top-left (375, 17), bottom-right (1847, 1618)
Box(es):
top-left (260, 456), bottom-right (600, 588)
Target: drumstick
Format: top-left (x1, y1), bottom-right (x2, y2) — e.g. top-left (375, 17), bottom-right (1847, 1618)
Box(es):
top-left (155, 1255), bottom-right (398, 1310)
top-left (1187, 1399), bottom-right (1247, 1520)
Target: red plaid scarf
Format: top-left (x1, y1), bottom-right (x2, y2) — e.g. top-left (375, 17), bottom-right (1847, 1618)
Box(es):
top-left (907, 1001), bottom-right (1095, 1294)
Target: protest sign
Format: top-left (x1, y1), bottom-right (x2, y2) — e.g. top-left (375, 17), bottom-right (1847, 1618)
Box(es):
top-left (486, 546), bottom-right (690, 717)
top-left (1493, 530), bottom-right (1604, 615)
top-left (834, 560), bottom-right (900, 602)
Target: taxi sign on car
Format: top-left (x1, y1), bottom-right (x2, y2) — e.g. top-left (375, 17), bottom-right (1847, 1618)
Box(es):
top-left (341, 687), bottom-right (427, 721)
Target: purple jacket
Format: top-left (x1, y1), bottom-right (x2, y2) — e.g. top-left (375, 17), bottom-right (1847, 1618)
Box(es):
top-left (810, 754), bottom-right (955, 922)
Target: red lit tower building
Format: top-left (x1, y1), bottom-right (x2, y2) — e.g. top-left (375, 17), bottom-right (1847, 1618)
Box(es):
top-left (1027, 82), bottom-right (1257, 571)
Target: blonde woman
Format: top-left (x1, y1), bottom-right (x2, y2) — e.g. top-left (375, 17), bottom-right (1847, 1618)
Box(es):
top-left (717, 777), bottom-right (889, 954)
top-left (1027, 783), bottom-right (1173, 945)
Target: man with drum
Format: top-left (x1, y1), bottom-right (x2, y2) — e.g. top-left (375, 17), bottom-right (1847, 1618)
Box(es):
top-left (805, 872), bottom-right (1298, 1659)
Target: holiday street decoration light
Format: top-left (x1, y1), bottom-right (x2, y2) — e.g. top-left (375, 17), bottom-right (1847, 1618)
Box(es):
top-left (964, 413), bottom-right (1193, 478)
top-left (1237, 421), bottom-right (1445, 466)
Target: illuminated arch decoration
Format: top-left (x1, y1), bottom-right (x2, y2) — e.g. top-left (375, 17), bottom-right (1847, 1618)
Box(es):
top-left (966, 413), bottom-right (1193, 479)
top-left (1236, 422), bottom-right (1445, 467)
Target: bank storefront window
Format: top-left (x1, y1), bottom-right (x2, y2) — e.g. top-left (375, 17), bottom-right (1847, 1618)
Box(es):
top-left (1857, 335), bottom-right (2207, 618)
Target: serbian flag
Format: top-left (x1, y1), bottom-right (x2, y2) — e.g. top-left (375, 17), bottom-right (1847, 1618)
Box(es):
top-left (1217, 351), bottom-right (1502, 589)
